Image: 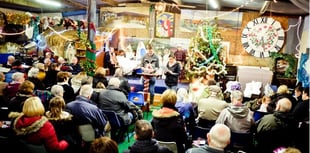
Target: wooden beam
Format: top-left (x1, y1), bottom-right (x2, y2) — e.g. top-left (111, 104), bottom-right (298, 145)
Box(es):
top-left (63, 0), bottom-right (88, 9)
top-left (101, 0), bottom-right (118, 6)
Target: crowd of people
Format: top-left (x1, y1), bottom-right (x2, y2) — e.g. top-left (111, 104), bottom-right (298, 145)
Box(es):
top-left (0, 46), bottom-right (308, 153)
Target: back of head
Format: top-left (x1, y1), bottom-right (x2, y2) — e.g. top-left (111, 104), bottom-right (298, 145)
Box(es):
top-left (135, 120), bottom-right (153, 140)
top-left (114, 68), bottom-right (123, 77)
top-left (48, 96), bottom-right (66, 118)
top-left (176, 88), bottom-right (188, 101)
top-left (89, 137), bottom-right (118, 153)
top-left (209, 85), bottom-right (222, 98)
top-left (57, 71), bottom-right (69, 82)
top-left (207, 124), bottom-right (231, 149)
top-left (276, 98), bottom-right (292, 112)
top-left (12, 72), bottom-right (24, 82)
top-left (27, 67), bottom-right (39, 78)
top-left (51, 85), bottom-right (64, 97)
top-left (108, 77), bottom-right (120, 88)
top-left (161, 89), bottom-right (177, 108)
top-left (18, 80), bottom-right (34, 94)
top-left (23, 97), bottom-right (45, 117)
top-left (79, 84), bottom-right (93, 98)
top-left (230, 90), bottom-right (243, 104)
top-left (277, 85), bottom-right (289, 94)
top-left (95, 67), bottom-right (106, 77)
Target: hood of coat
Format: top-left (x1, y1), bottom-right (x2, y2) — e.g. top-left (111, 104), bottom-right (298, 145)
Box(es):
top-left (129, 139), bottom-right (159, 153)
top-left (227, 105), bottom-right (250, 118)
top-left (152, 107), bottom-right (180, 118)
top-left (11, 113), bottom-right (48, 136)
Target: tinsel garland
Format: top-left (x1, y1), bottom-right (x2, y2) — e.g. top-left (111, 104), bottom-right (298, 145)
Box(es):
top-left (185, 22), bottom-right (226, 79)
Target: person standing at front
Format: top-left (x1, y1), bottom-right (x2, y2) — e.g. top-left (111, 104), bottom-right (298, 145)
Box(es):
top-left (141, 44), bottom-right (159, 105)
top-left (164, 54), bottom-right (181, 91)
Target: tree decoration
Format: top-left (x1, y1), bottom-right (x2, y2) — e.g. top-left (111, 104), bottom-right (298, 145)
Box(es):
top-left (184, 20), bottom-right (226, 80)
top-left (6, 13), bottom-right (30, 25)
top-left (79, 32), bottom-right (97, 76)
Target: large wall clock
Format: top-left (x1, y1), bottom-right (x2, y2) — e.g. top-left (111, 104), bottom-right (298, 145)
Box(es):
top-left (241, 17), bottom-right (285, 58)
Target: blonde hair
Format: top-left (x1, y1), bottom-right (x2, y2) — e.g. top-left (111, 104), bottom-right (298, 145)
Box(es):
top-left (94, 67), bottom-right (106, 77)
top-left (161, 89), bottom-right (177, 108)
top-left (277, 85), bottom-right (289, 94)
top-left (23, 97), bottom-right (45, 117)
top-left (177, 88), bottom-right (189, 102)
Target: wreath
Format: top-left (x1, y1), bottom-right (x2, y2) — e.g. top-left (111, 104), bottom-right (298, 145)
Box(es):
top-left (270, 52), bottom-right (296, 78)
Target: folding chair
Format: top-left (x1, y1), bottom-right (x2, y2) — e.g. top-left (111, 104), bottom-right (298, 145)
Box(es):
top-left (192, 126), bottom-right (211, 141)
top-left (253, 111), bottom-right (269, 122)
top-left (101, 109), bottom-right (130, 143)
top-left (17, 139), bottom-right (48, 153)
top-left (227, 131), bottom-right (254, 152)
top-left (157, 140), bottom-right (178, 153)
top-left (128, 92), bottom-right (149, 118)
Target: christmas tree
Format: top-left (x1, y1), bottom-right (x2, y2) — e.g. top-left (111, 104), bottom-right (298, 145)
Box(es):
top-left (185, 21), bottom-right (227, 80)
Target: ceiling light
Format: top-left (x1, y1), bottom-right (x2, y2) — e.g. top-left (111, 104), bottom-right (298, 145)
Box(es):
top-left (35, 0), bottom-right (62, 7)
top-left (208, 0), bottom-right (219, 9)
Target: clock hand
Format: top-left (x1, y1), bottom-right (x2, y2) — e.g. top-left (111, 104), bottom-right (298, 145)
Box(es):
top-left (261, 37), bottom-right (265, 52)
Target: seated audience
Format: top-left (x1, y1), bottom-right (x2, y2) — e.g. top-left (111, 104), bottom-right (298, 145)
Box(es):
top-left (36, 62), bottom-right (46, 81)
top-left (176, 88), bottom-right (196, 134)
top-left (268, 85), bottom-right (296, 113)
top-left (152, 89), bottom-right (188, 153)
top-left (256, 98), bottom-right (296, 153)
top-left (44, 63), bottom-right (60, 89)
top-left (89, 137), bottom-right (118, 153)
top-left (5, 60), bottom-right (25, 83)
top-left (185, 124), bottom-right (231, 153)
top-left (66, 84), bottom-right (109, 138)
top-left (0, 72), bottom-right (8, 107)
top-left (8, 80), bottom-right (34, 112)
top-left (27, 67), bottom-right (45, 90)
top-left (114, 68), bottom-right (131, 97)
top-left (51, 84), bottom-right (64, 97)
top-left (9, 97), bottom-right (69, 152)
top-left (216, 90), bottom-right (254, 133)
top-left (46, 96), bottom-right (80, 153)
top-left (70, 72), bottom-right (88, 94)
top-left (198, 85), bottom-right (228, 128)
top-left (3, 55), bottom-right (15, 68)
top-left (124, 119), bottom-right (173, 153)
top-left (69, 56), bottom-right (82, 75)
top-left (98, 77), bottom-right (138, 126)
top-left (57, 71), bottom-right (75, 103)
top-left (256, 95), bottom-right (271, 112)
top-left (93, 67), bottom-right (108, 88)
top-left (5, 72), bottom-right (25, 100)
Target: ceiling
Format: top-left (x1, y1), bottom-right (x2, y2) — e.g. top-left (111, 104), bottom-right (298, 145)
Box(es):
top-left (0, 0), bottom-right (309, 16)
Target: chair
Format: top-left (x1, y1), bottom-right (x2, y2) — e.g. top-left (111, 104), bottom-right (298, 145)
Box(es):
top-left (101, 109), bottom-right (130, 143)
top-left (157, 140), bottom-right (178, 153)
top-left (128, 92), bottom-right (149, 117)
top-left (192, 126), bottom-right (210, 141)
top-left (253, 111), bottom-right (269, 122)
top-left (227, 131), bottom-right (254, 152)
top-left (0, 107), bottom-right (9, 121)
top-left (17, 139), bottom-right (48, 153)
top-left (78, 124), bottom-right (95, 142)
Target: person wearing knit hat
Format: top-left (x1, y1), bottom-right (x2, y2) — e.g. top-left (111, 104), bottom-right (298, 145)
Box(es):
top-left (197, 85), bottom-right (229, 128)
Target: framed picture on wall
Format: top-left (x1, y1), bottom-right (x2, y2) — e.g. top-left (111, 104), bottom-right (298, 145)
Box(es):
top-left (155, 12), bottom-right (174, 38)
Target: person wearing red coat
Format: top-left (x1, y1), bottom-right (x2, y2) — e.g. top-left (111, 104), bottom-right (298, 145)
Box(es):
top-left (10, 97), bottom-right (69, 152)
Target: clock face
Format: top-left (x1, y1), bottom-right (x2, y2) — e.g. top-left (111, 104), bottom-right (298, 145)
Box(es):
top-left (241, 17), bottom-right (285, 58)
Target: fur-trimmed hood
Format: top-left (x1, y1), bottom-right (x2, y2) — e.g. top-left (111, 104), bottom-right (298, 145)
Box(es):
top-left (9, 112), bottom-right (48, 136)
top-left (152, 107), bottom-right (180, 118)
